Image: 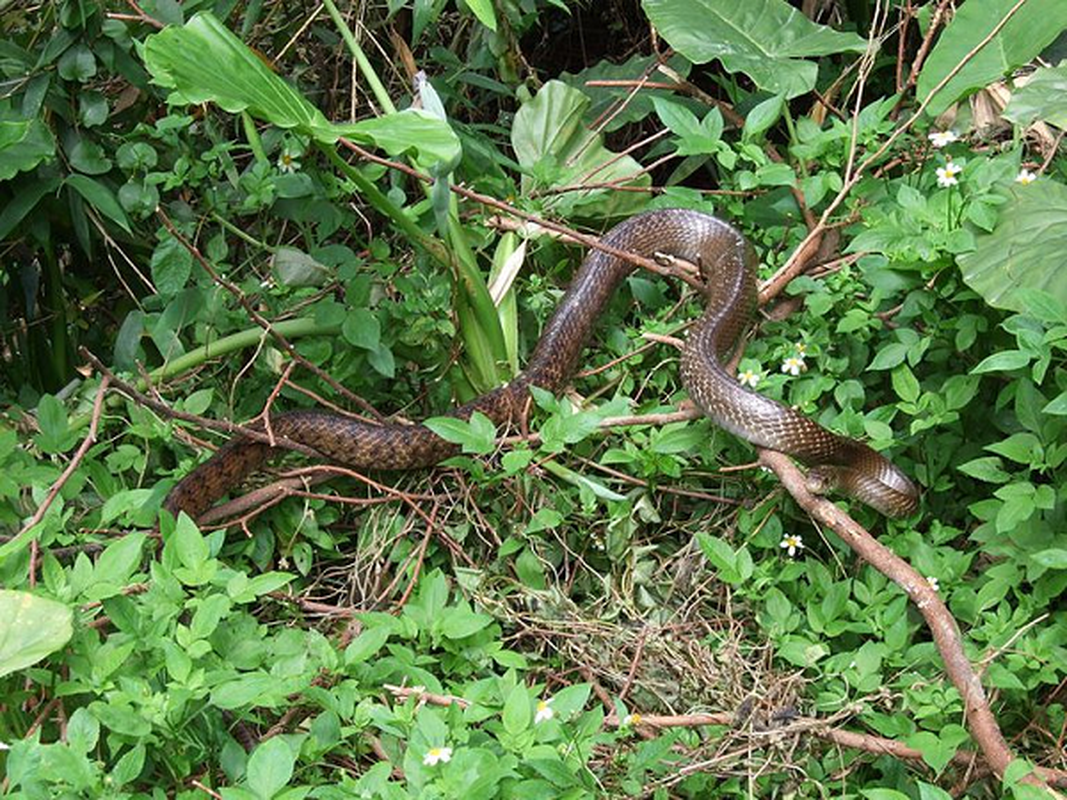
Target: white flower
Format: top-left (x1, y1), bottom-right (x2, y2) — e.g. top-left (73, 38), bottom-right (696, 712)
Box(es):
top-left (780, 534), bottom-right (804, 557)
top-left (936, 162), bottom-right (963, 188)
top-left (781, 356), bottom-right (805, 376)
top-left (621, 713), bottom-right (641, 726)
top-left (534, 698), bottom-right (555, 724)
top-left (277, 146), bottom-right (302, 173)
top-left (738, 368), bottom-right (761, 388)
top-left (928, 130), bottom-right (959, 148)
top-left (794, 342), bottom-right (808, 356)
top-left (1015, 169), bottom-right (1037, 186)
top-left (423, 746), bottom-right (453, 766)
top-left (926, 576), bottom-right (940, 593)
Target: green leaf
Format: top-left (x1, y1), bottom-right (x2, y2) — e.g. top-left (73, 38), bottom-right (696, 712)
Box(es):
top-left (984, 433), bottom-right (1040, 465)
top-left (173, 514), bottom-right (209, 572)
top-left (916, 781), bottom-right (954, 800)
top-left (653, 96), bottom-right (724, 155)
top-left (1004, 63), bottom-right (1067, 128)
top-left (87, 533), bottom-right (146, 599)
top-left (143, 12), bottom-right (460, 168)
top-left (0, 590), bottom-right (74, 679)
top-left (890, 364), bottom-right (920, 403)
top-left (190, 594), bottom-right (231, 639)
top-left (970, 349), bottom-right (1031, 374)
top-left (1044, 391), bottom-right (1067, 416)
top-left (341, 308), bottom-right (381, 351)
top-left (743, 94), bottom-right (785, 140)
top-left (541, 459), bottom-right (627, 502)
top-left (511, 80), bottom-right (649, 218)
top-left (111, 744), bottom-right (146, 788)
top-left (868, 342), bottom-right (909, 370)
top-left (957, 456), bottom-right (1011, 483)
top-left (1031, 549), bottom-right (1067, 569)
top-left (272, 246), bottom-right (330, 288)
top-left (958, 180), bottom-right (1067, 315)
top-left (440, 606), bottom-right (493, 639)
top-left (65, 174), bottom-right (131, 232)
top-left (463, 0), bottom-right (498, 31)
top-left (58, 43), bottom-right (96, 81)
top-left (247, 737), bottom-right (295, 800)
top-left (344, 625), bottom-right (392, 664)
top-left (917, 0), bottom-right (1067, 118)
top-left (424, 412), bottom-right (497, 455)
top-left (502, 684), bottom-right (532, 735)
top-left (696, 533), bottom-right (752, 585)
top-left (150, 233), bottom-right (193, 296)
top-left (1, 171), bottom-right (60, 250)
top-left (0, 115), bottom-right (55, 180)
top-left (642, 0), bottom-right (865, 98)
top-left (34, 394), bottom-right (77, 454)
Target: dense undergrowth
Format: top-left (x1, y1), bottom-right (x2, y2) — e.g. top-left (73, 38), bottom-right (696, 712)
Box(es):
top-left (2, 0), bottom-right (1067, 797)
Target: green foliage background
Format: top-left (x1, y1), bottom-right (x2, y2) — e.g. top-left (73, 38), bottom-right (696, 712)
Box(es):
top-left (2, 0), bottom-right (1067, 797)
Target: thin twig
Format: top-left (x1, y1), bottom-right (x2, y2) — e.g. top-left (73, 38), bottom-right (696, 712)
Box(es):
top-left (18, 374), bottom-right (111, 542)
top-left (758, 450), bottom-right (1045, 788)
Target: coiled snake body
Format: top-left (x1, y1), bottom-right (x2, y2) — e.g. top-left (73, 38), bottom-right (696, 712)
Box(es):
top-left (163, 209), bottom-right (918, 520)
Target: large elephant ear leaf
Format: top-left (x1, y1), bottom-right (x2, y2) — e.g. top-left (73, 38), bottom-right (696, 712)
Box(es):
top-left (641, 0), bottom-right (865, 99)
top-left (142, 12), bottom-right (460, 171)
top-left (142, 11), bottom-right (332, 134)
top-left (958, 182), bottom-right (1067, 313)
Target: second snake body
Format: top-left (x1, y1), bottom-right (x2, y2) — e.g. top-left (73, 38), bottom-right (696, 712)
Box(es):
top-left (163, 209), bottom-right (918, 520)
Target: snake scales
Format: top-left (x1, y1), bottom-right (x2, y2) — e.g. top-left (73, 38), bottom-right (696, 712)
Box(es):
top-left (163, 208), bottom-right (918, 520)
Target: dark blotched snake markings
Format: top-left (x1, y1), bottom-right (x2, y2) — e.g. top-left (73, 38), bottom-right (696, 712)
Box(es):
top-left (163, 208), bottom-right (918, 521)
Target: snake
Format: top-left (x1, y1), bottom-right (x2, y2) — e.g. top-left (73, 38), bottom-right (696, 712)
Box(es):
top-left (162, 208), bottom-right (919, 521)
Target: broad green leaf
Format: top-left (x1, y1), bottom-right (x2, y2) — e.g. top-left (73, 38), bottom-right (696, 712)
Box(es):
top-left (1004, 63), bottom-right (1067, 129)
top-left (345, 626), bottom-right (393, 664)
top-left (464, 0), bottom-right (498, 31)
top-left (1031, 549), bottom-right (1067, 569)
top-left (144, 13), bottom-right (332, 131)
top-left (511, 80), bottom-right (649, 218)
top-left (0, 115), bottom-right (55, 181)
top-left (502, 683), bottom-right (532, 735)
top-left (562, 53), bottom-right (692, 133)
top-left (333, 110), bottom-right (461, 173)
top-left (890, 364), bottom-right (920, 403)
top-left (34, 394), bottom-right (77, 454)
top-left (65, 175), bottom-right (131, 233)
top-left (144, 12), bottom-right (460, 169)
top-left (1043, 390), bottom-right (1067, 416)
top-left (341, 308), bottom-right (381, 351)
top-left (247, 737), bottom-right (295, 800)
top-left (87, 533), bottom-right (146, 599)
top-left (970, 349), bottom-right (1031, 373)
top-left (984, 432), bottom-right (1040, 465)
top-left (0, 590), bottom-right (74, 679)
top-left (272, 246), bottom-right (330, 287)
top-left (917, 0), bottom-right (1067, 118)
top-left (424, 412), bottom-right (497, 455)
top-left (743, 93), bottom-right (785, 140)
top-left (959, 182), bottom-right (1067, 312)
top-left (653, 96), bottom-right (724, 156)
top-left (150, 234), bottom-right (193, 296)
top-left (957, 456), bottom-right (1011, 483)
top-left (642, 0), bottom-right (865, 99)
top-left (0, 174), bottom-right (59, 240)
top-left (695, 533), bottom-right (752, 585)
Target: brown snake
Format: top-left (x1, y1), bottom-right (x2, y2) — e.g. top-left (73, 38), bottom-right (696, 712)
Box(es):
top-left (163, 208), bottom-right (919, 521)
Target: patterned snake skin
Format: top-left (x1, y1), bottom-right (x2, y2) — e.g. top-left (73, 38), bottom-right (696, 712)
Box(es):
top-left (163, 208), bottom-right (919, 520)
